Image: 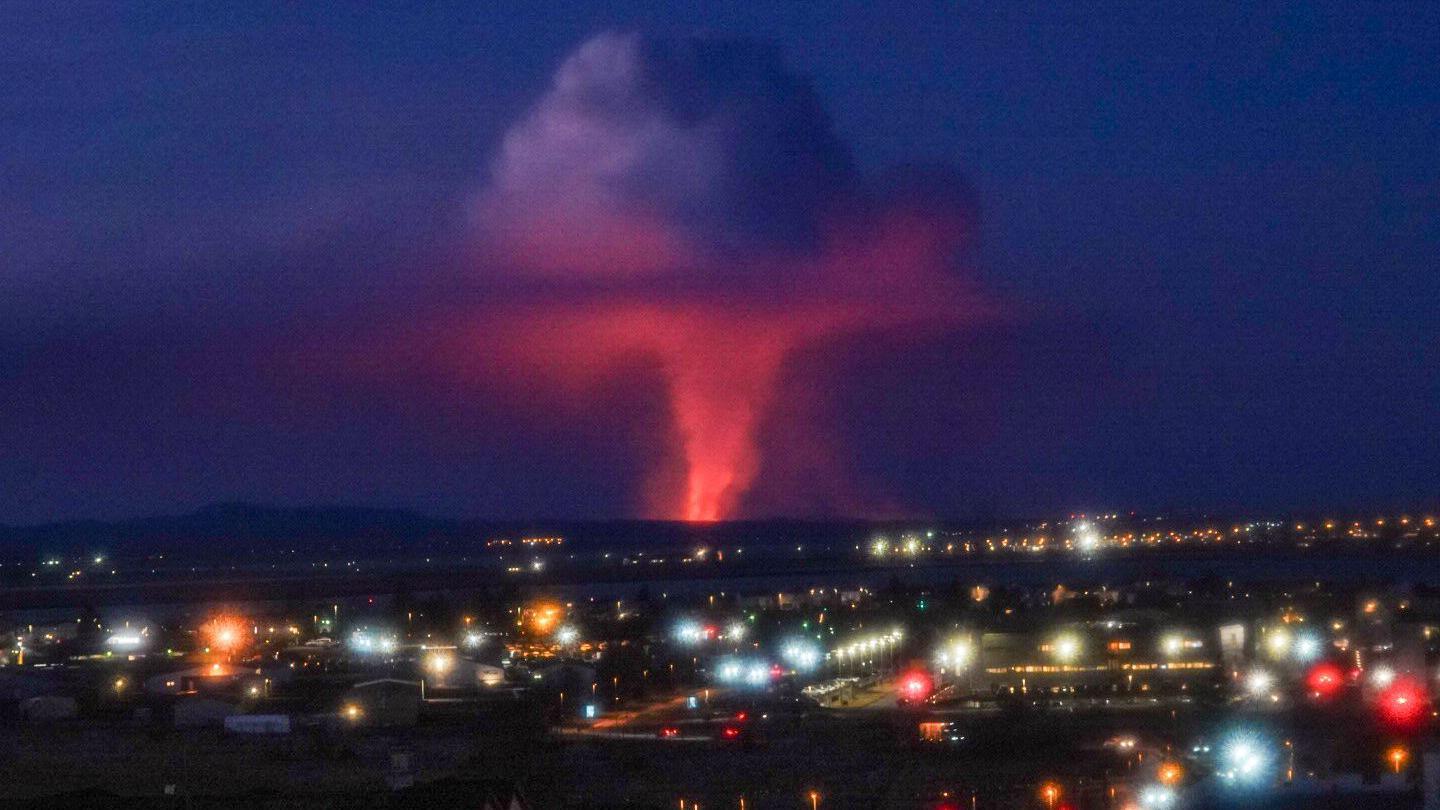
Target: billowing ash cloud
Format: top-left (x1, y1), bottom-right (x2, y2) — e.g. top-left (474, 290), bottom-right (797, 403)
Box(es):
top-left (461, 32), bottom-right (988, 520)
top-left (477, 32), bottom-right (854, 277)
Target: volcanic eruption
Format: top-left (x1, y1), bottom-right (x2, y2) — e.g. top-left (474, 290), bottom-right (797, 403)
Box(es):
top-left (463, 33), bottom-right (987, 520)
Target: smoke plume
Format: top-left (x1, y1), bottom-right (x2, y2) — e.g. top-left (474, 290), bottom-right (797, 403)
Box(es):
top-left (466, 32), bottom-right (986, 520)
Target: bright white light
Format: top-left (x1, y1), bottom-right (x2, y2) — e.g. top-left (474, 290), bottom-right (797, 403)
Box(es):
top-left (1075, 521), bottom-right (1101, 553)
top-left (715, 659), bottom-right (743, 684)
top-left (378, 637), bottom-right (398, 654)
top-left (1370, 665), bottom-right (1396, 688)
top-left (726, 621), bottom-right (747, 640)
top-left (1245, 669), bottom-right (1274, 696)
top-left (903, 537), bottom-right (921, 555)
top-left (781, 640), bottom-right (821, 672)
top-left (1219, 734), bottom-right (1270, 784)
top-left (744, 662), bottom-right (771, 687)
top-left (870, 538), bottom-right (889, 557)
top-left (1293, 633), bottom-right (1322, 662)
top-left (462, 632), bottom-right (483, 648)
top-left (674, 621), bottom-right (703, 645)
top-left (1051, 634), bottom-right (1082, 662)
top-left (1161, 635), bottom-right (1183, 657)
top-left (105, 634), bottom-right (144, 649)
top-left (1264, 629), bottom-right (1291, 659)
top-left (556, 625), bottom-right (579, 645)
top-left (425, 651), bottom-right (452, 675)
top-left (1139, 784), bottom-right (1177, 808)
top-left (941, 639), bottom-right (973, 669)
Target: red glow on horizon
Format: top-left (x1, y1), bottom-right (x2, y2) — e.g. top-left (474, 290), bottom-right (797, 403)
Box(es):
top-left (325, 200), bottom-right (985, 521)
top-left (464, 215), bottom-right (982, 521)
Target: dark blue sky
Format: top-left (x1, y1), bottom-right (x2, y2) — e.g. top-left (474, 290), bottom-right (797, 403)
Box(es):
top-left (3, 3), bottom-right (1437, 523)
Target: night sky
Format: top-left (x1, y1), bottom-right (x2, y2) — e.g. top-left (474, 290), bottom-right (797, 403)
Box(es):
top-left (4, 3), bottom-right (1438, 524)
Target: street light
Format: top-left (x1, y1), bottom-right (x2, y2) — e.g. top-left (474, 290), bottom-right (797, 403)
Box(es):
top-left (1039, 782), bottom-right (1061, 808)
top-left (808, 790), bottom-right (820, 810)
top-left (1388, 745), bottom-right (1409, 774)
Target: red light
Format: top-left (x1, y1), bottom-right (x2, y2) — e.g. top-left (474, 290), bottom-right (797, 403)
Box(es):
top-left (899, 669), bottom-right (934, 701)
top-left (703, 625), bottom-right (718, 639)
top-left (734, 711), bottom-right (747, 721)
top-left (660, 726), bottom-right (680, 737)
top-left (722, 726), bottom-right (741, 739)
top-left (1379, 677), bottom-right (1428, 729)
top-left (1306, 662), bottom-right (1343, 697)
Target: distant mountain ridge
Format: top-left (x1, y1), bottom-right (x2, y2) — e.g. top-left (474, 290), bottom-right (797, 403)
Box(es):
top-left (0, 502), bottom-right (884, 560)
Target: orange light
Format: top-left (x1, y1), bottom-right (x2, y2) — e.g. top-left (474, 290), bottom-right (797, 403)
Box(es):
top-left (205, 616), bottom-right (247, 652)
top-left (1040, 782), bottom-right (1061, 807)
top-left (1388, 745), bottom-right (1409, 772)
top-left (1158, 761), bottom-right (1184, 786)
top-left (527, 601), bottom-right (563, 634)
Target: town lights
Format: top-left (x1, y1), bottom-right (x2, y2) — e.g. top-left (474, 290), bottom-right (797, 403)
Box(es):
top-left (1387, 745), bottom-right (1409, 773)
top-left (205, 617), bottom-right (247, 652)
top-left (1160, 634), bottom-right (1183, 658)
top-left (1217, 734), bottom-right (1271, 785)
top-left (743, 662), bottom-right (771, 687)
top-left (1157, 761), bottom-right (1184, 786)
top-left (555, 625), bottom-right (579, 646)
top-left (462, 632), bottom-right (484, 648)
top-left (715, 659), bottom-right (743, 683)
top-left (1369, 665), bottom-right (1396, 688)
top-left (1264, 629), bottom-right (1292, 659)
top-left (1305, 662), bottom-right (1344, 698)
top-left (1293, 632), bottom-right (1323, 662)
top-left (937, 638), bottom-right (973, 669)
top-left (425, 651), bottom-right (453, 676)
top-left (725, 621), bottom-right (747, 640)
top-left (1074, 521), bottom-right (1100, 554)
top-left (870, 538), bottom-right (889, 557)
top-left (527, 602), bottom-right (562, 634)
top-left (674, 620), bottom-right (704, 645)
top-left (1139, 784), bottom-right (1177, 808)
top-left (350, 629), bottom-right (398, 656)
top-left (1050, 634), bottom-right (1082, 663)
top-left (105, 633), bottom-right (145, 650)
top-left (1246, 668), bottom-right (1274, 697)
top-left (898, 669), bottom-right (933, 702)
top-left (781, 640), bottom-right (822, 672)
top-left (342, 703), bottom-right (363, 722)
top-left (1378, 677), bottom-right (1428, 729)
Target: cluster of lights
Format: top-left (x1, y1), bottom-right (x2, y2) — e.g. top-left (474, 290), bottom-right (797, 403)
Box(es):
top-left (105, 631), bottom-right (147, 650)
top-left (674, 618), bottom-right (749, 647)
top-left (1216, 733), bottom-right (1271, 785)
top-left (1263, 627), bottom-right (1324, 662)
top-left (780, 639), bottom-right (822, 672)
top-left (832, 629), bottom-right (903, 662)
top-left (714, 657), bottom-right (779, 688)
top-left (934, 638), bottom-right (973, 669)
top-left (349, 629), bottom-right (399, 655)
